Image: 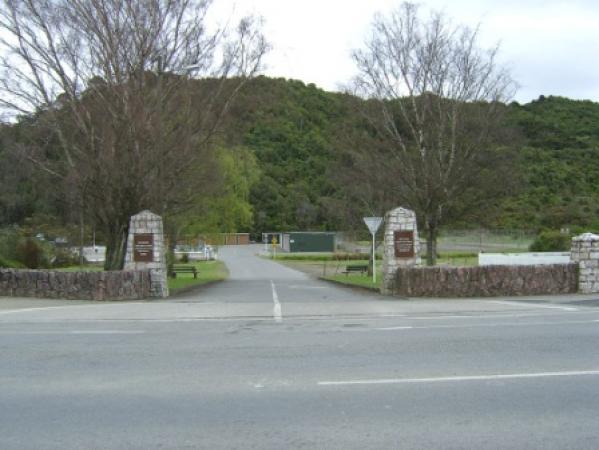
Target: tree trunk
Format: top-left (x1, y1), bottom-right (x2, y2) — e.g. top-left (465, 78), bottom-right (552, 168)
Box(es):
top-left (103, 224), bottom-right (128, 271)
top-left (164, 220), bottom-right (178, 274)
top-left (426, 221), bottom-right (438, 266)
top-left (79, 209), bottom-right (85, 268)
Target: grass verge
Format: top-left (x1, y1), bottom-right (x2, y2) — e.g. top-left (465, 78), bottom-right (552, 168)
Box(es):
top-left (168, 260), bottom-right (228, 292)
top-left (322, 273), bottom-right (381, 291)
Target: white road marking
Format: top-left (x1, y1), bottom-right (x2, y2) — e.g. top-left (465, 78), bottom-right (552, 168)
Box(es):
top-left (0, 302), bottom-right (145, 316)
top-left (0, 330), bottom-right (145, 335)
top-left (69, 330), bottom-right (146, 335)
top-left (318, 369), bottom-right (599, 386)
top-left (489, 300), bottom-right (578, 311)
top-left (370, 319), bottom-right (599, 331)
top-left (409, 313), bottom-right (541, 320)
top-left (287, 285), bottom-right (327, 289)
top-left (0, 306), bottom-right (76, 315)
top-left (375, 326), bottom-right (414, 331)
top-left (270, 280), bottom-right (282, 322)
top-left (0, 305), bottom-right (91, 315)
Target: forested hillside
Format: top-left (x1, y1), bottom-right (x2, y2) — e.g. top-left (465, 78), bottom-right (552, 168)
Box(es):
top-left (226, 80), bottom-right (599, 233)
top-left (499, 96), bottom-right (599, 230)
top-left (222, 77), bottom-right (348, 232)
top-left (2, 78), bottom-right (599, 238)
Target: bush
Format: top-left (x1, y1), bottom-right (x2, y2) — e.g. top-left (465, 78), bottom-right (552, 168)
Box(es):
top-left (0, 227), bottom-right (20, 261)
top-left (16, 238), bottom-right (49, 269)
top-left (51, 248), bottom-right (80, 268)
top-left (180, 253), bottom-right (189, 263)
top-left (529, 231), bottom-right (571, 252)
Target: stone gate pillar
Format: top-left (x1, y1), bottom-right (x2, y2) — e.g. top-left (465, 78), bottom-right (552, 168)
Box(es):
top-left (124, 210), bottom-right (169, 298)
top-left (381, 207), bottom-right (421, 295)
top-left (571, 233), bottom-right (599, 294)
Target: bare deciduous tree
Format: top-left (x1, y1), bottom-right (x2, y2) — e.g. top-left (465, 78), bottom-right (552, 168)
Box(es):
top-left (352, 2), bottom-right (517, 265)
top-left (0, 0), bottom-right (268, 269)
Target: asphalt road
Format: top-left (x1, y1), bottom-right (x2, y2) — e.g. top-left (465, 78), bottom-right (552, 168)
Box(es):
top-left (2, 245), bottom-right (599, 449)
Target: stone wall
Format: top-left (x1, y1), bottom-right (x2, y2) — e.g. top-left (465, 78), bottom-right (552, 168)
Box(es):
top-left (0, 269), bottom-right (151, 301)
top-left (389, 264), bottom-right (578, 298)
top-left (570, 233), bottom-right (599, 293)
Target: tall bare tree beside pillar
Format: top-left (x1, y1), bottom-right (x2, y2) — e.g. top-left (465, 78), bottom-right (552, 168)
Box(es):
top-left (351, 2), bottom-right (516, 265)
top-left (0, 0), bottom-right (268, 269)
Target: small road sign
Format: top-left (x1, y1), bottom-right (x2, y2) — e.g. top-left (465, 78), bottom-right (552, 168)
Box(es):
top-left (363, 217), bottom-right (383, 234)
top-left (363, 217), bottom-right (384, 284)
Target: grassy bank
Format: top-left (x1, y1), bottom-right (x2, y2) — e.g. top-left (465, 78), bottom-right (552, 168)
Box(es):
top-left (323, 272), bottom-right (381, 290)
top-left (168, 260), bottom-right (228, 292)
top-left (275, 251), bottom-right (479, 291)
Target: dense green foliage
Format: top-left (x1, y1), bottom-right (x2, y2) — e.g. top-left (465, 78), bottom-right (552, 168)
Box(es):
top-left (499, 96), bottom-right (599, 230)
top-left (231, 83), bottom-right (599, 234)
top-left (2, 79), bottom-right (599, 248)
top-left (226, 77), bottom-right (345, 232)
top-left (529, 231), bottom-right (571, 252)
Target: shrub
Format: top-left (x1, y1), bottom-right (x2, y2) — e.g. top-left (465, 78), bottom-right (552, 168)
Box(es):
top-left (16, 238), bottom-right (49, 269)
top-left (0, 227), bottom-right (20, 261)
top-left (529, 231), bottom-right (571, 252)
top-left (51, 248), bottom-right (80, 268)
top-left (180, 253), bottom-right (190, 263)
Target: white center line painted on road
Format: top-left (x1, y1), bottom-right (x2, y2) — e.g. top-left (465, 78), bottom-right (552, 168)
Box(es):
top-left (489, 300), bottom-right (578, 311)
top-left (375, 326), bottom-right (414, 331)
top-left (69, 330), bottom-right (146, 335)
top-left (270, 280), bottom-right (282, 322)
top-left (318, 369), bottom-right (599, 386)
top-left (287, 285), bottom-right (328, 289)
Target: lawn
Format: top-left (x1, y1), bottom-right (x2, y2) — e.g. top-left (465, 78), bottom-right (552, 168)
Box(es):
top-left (324, 272), bottom-right (381, 290)
top-left (277, 251), bottom-right (480, 291)
top-left (168, 260), bottom-right (228, 292)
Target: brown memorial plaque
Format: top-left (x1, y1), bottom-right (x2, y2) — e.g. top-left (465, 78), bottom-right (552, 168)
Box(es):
top-left (394, 230), bottom-right (415, 258)
top-left (134, 233), bottom-right (154, 262)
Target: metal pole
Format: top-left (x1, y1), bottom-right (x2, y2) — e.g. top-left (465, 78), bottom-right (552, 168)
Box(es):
top-left (372, 232), bottom-right (376, 284)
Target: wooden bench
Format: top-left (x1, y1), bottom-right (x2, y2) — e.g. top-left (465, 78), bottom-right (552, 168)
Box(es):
top-left (342, 264), bottom-right (369, 276)
top-left (170, 265), bottom-right (198, 278)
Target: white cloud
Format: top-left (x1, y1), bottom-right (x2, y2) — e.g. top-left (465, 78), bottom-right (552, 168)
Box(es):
top-left (210, 0), bottom-right (599, 102)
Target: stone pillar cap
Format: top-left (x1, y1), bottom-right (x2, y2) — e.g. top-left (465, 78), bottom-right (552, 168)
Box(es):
top-left (572, 232), bottom-right (599, 242)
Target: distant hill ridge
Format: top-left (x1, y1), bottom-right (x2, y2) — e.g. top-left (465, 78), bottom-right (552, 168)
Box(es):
top-left (224, 78), bottom-right (599, 231)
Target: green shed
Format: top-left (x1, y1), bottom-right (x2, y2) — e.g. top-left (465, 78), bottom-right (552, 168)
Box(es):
top-left (282, 232), bottom-right (336, 253)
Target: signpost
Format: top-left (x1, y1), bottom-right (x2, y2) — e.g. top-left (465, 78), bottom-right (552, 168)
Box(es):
top-left (363, 217), bottom-right (383, 284)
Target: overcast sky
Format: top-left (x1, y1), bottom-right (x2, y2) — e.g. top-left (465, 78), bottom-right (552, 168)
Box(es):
top-left (209, 0), bottom-right (599, 103)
